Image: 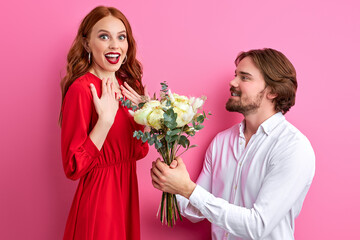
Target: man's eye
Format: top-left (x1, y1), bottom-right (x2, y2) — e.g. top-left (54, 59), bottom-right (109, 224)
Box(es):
top-left (99, 35), bottom-right (109, 40)
top-left (119, 34), bottom-right (127, 40)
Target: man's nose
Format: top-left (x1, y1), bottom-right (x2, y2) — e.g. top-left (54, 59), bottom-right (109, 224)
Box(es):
top-left (229, 77), bottom-right (239, 88)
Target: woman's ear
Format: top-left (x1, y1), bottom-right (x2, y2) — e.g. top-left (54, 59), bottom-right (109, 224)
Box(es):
top-left (82, 37), bottom-right (91, 53)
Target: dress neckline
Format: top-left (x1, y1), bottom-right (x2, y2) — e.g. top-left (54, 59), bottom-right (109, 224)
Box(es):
top-left (87, 72), bottom-right (123, 85)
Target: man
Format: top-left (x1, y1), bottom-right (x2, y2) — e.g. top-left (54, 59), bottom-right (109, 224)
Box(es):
top-left (151, 48), bottom-right (315, 240)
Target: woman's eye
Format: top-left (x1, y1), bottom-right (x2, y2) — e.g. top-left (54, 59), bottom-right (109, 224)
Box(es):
top-left (119, 34), bottom-right (127, 40)
top-left (99, 34), bottom-right (109, 40)
top-left (241, 76), bottom-right (249, 80)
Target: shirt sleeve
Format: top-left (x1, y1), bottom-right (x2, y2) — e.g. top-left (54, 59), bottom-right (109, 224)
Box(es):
top-left (176, 137), bottom-right (216, 222)
top-left (61, 82), bottom-right (101, 180)
top-left (187, 137), bottom-right (315, 239)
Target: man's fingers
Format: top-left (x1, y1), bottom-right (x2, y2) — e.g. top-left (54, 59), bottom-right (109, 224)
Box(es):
top-left (175, 157), bottom-right (184, 165)
top-left (170, 160), bottom-right (178, 169)
top-left (152, 180), bottom-right (162, 190)
top-left (151, 163), bottom-right (163, 180)
top-left (155, 158), bottom-right (168, 172)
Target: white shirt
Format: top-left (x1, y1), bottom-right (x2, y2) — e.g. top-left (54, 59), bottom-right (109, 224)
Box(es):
top-left (177, 112), bottom-right (315, 240)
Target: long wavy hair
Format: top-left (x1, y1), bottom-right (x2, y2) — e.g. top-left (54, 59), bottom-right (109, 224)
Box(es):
top-left (60, 6), bottom-right (144, 123)
top-left (235, 48), bottom-right (297, 114)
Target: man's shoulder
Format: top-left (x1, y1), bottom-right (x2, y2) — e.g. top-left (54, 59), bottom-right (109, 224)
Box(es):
top-left (213, 123), bottom-right (241, 142)
top-left (273, 119), bottom-right (314, 156)
top-left (275, 120), bottom-right (309, 142)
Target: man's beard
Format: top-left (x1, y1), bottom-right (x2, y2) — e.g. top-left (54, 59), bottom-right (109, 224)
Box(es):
top-left (225, 87), bottom-right (266, 115)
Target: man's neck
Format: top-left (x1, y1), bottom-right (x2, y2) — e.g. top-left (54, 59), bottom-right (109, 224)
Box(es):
top-left (243, 109), bottom-right (277, 138)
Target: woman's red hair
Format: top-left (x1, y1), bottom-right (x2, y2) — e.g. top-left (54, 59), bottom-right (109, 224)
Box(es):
top-left (60, 6), bottom-right (144, 123)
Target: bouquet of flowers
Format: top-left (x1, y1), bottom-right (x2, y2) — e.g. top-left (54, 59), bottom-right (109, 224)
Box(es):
top-left (121, 82), bottom-right (210, 226)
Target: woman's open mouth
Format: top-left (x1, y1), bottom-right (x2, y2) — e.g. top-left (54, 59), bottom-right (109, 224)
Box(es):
top-left (105, 52), bottom-right (121, 64)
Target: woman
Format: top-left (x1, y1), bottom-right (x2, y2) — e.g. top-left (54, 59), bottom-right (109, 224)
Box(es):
top-left (60, 6), bottom-right (149, 240)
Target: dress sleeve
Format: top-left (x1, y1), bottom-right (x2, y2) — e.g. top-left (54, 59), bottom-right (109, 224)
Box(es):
top-left (61, 82), bottom-right (101, 180)
top-left (133, 124), bottom-right (149, 160)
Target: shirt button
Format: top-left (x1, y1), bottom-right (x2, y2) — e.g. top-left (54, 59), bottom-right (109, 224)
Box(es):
top-left (225, 232), bottom-right (229, 238)
top-left (234, 185), bottom-right (237, 190)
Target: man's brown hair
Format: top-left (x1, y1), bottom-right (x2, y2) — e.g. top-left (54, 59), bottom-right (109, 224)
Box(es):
top-left (235, 48), bottom-right (297, 114)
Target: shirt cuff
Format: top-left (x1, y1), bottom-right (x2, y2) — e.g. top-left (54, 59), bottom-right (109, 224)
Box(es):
top-left (188, 184), bottom-right (212, 212)
top-left (82, 137), bottom-right (101, 158)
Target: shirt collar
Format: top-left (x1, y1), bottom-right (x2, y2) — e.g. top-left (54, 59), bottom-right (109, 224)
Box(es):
top-left (238, 112), bottom-right (285, 137)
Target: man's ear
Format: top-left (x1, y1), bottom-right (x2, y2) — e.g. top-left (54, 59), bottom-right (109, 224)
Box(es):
top-left (82, 37), bottom-right (91, 53)
top-left (266, 90), bottom-right (278, 100)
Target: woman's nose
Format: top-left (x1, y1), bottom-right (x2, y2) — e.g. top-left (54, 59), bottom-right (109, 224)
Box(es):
top-left (109, 39), bottom-right (120, 49)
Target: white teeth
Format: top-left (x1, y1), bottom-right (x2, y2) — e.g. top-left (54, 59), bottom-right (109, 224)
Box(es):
top-left (231, 93), bottom-right (240, 96)
top-left (105, 54), bottom-right (120, 58)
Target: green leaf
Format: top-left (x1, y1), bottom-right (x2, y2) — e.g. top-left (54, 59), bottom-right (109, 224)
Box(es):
top-left (155, 140), bottom-right (163, 149)
top-left (141, 134), bottom-right (148, 143)
top-left (163, 108), bottom-right (177, 129)
top-left (133, 131), bottom-right (141, 140)
top-left (178, 135), bottom-right (189, 148)
top-left (145, 132), bottom-right (150, 139)
top-left (160, 82), bottom-right (168, 93)
top-left (188, 144), bottom-right (198, 149)
top-left (196, 114), bottom-right (205, 123)
top-left (165, 134), bottom-right (178, 143)
top-left (167, 129), bottom-right (181, 136)
top-left (148, 137), bottom-right (154, 145)
top-left (166, 99), bottom-right (171, 107)
top-left (194, 124), bottom-right (204, 131)
top-left (138, 102), bottom-right (145, 109)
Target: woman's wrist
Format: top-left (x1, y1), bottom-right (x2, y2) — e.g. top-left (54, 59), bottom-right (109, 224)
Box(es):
top-left (97, 116), bottom-right (114, 129)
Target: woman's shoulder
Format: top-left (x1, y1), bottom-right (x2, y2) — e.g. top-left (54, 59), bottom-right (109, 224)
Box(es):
top-left (69, 72), bottom-right (99, 92)
top-left (73, 72), bottom-right (99, 86)
top-left (66, 72), bottom-right (97, 99)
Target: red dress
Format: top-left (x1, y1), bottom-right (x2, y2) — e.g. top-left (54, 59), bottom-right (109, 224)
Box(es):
top-left (61, 72), bottom-right (149, 240)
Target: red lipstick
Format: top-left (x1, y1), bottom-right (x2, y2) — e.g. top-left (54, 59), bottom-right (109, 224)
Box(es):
top-left (105, 52), bottom-right (121, 64)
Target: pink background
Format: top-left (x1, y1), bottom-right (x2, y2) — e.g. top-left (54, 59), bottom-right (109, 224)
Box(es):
top-left (1, 0), bottom-right (359, 239)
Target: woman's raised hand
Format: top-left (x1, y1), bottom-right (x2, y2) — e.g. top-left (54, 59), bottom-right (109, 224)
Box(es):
top-left (120, 82), bottom-right (150, 106)
top-left (90, 77), bottom-right (119, 126)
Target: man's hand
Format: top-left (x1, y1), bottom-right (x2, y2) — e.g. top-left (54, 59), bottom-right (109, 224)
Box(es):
top-left (150, 157), bottom-right (196, 199)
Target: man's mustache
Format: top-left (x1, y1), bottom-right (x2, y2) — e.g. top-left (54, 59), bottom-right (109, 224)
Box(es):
top-left (230, 87), bottom-right (241, 96)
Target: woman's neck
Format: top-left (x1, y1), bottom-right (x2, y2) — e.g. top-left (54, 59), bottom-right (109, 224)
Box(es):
top-left (89, 66), bottom-right (119, 86)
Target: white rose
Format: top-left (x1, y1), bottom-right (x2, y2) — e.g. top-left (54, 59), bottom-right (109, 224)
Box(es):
top-left (133, 100), bottom-right (162, 126)
top-left (133, 106), bottom-right (153, 125)
top-left (173, 93), bottom-right (189, 105)
top-left (173, 105), bottom-right (195, 127)
top-left (147, 108), bottom-right (165, 130)
top-left (192, 97), bottom-right (204, 111)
